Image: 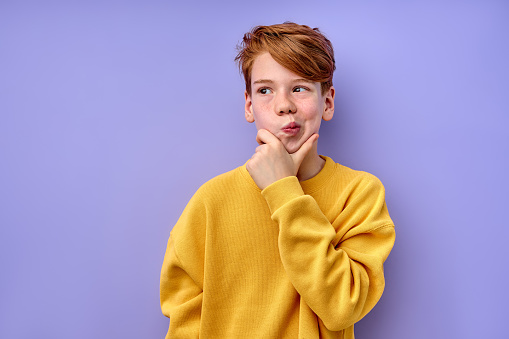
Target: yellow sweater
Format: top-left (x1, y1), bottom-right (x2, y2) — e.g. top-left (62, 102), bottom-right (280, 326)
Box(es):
top-left (160, 156), bottom-right (395, 338)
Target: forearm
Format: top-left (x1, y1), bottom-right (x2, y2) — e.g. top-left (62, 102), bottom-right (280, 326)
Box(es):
top-left (262, 176), bottom-right (395, 331)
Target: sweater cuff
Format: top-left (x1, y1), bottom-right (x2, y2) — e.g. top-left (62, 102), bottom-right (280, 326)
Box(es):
top-left (261, 176), bottom-right (305, 215)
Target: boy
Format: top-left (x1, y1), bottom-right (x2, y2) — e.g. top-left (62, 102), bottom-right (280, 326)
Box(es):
top-left (160, 22), bottom-right (395, 338)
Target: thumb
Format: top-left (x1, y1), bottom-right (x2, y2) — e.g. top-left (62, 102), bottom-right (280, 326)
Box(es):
top-left (291, 134), bottom-right (319, 167)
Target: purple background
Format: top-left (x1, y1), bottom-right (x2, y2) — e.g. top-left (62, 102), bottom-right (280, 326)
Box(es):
top-left (1, 1), bottom-right (508, 338)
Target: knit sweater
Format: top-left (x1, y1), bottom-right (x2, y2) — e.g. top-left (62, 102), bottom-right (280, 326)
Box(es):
top-left (160, 155), bottom-right (395, 338)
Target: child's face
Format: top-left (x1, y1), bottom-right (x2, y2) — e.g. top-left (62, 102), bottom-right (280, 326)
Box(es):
top-left (244, 52), bottom-right (334, 154)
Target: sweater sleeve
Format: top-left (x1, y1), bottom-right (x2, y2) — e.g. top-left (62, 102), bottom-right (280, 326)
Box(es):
top-left (160, 192), bottom-right (206, 338)
top-left (261, 174), bottom-right (395, 332)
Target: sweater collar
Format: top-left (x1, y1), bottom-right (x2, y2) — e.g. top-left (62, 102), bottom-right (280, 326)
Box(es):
top-left (299, 155), bottom-right (335, 193)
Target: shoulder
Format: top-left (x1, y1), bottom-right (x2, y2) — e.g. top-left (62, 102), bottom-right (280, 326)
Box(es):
top-left (194, 165), bottom-right (246, 199)
top-left (170, 165), bottom-right (245, 239)
top-left (336, 165), bottom-right (390, 220)
top-left (327, 158), bottom-right (386, 195)
top-left (351, 169), bottom-right (385, 192)
top-left (181, 164), bottom-right (251, 213)
top-left (327, 160), bottom-right (394, 231)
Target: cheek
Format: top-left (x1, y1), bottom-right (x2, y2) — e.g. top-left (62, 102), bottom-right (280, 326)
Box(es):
top-left (253, 98), bottom-right (271, 112)
top-left (301, 102), bottom-right (324, 132)
top-left (301, 103), bottom-right (322, 119)
top-left (252, 101), bottom-right (273, 128)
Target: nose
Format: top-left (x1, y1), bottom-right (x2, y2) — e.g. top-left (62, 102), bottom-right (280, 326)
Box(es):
top-left (275, 92), bottom-right (297, 115)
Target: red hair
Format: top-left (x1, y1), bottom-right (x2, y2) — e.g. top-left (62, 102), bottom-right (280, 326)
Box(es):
top-left (235, 22), bottom-right (335, 95)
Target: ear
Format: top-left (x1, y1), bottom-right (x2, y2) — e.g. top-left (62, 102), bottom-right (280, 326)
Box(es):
top-left (244, 90), bottom-right (255, 123)
top-left (322, 86), bottom-right (335, 121)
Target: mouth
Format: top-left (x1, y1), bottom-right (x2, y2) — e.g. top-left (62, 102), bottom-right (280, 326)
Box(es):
top-left (281, 122), bottom-right (301, 136)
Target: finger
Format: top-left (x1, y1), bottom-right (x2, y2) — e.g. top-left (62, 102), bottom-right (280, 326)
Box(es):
top-left (291, 133), bottom-right (319, 166)
top-left (256, 129), bottom-right (280, 146)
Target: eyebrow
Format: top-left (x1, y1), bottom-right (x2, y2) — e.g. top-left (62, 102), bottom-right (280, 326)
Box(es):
top-left (252, 78), bottom-right (314, 85)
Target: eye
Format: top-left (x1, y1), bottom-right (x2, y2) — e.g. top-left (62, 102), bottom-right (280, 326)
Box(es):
top-left (259, 88), bottom-right (272, 94)
top-left (293, 86), bottom-right (308, 92)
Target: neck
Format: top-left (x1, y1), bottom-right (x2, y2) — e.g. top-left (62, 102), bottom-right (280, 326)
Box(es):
top-left (296, 144), bottom-right (325, 181)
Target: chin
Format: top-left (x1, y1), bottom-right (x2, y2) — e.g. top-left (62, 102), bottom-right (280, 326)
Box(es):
top-left (283, 142), bottom-right (301, 154)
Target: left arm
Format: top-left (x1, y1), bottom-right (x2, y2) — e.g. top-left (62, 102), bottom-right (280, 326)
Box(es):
top-left (246, 129), bottom-right (395, 331)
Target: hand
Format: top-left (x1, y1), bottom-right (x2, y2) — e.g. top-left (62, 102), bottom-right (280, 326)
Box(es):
top-left (246, 129), bottom-right (319, 190)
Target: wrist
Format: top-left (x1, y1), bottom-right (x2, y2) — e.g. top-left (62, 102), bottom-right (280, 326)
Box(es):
top-left (261, 176), bottom-right (304, 214)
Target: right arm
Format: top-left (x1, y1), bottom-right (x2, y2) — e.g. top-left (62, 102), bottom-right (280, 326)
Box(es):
top-left (160, 237), bottom-right (203, 338)
top-left (160, 192), bottom-right (207, 338)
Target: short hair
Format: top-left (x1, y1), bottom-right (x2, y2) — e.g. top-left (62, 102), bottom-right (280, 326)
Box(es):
top-left (235, 22), bottom-right (335, 96)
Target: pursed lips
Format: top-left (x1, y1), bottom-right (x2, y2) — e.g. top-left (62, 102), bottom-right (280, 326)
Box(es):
top-left (281, 122), bottom-right (301, 135)
top-left (282, 122), bottom-right (300, 129)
